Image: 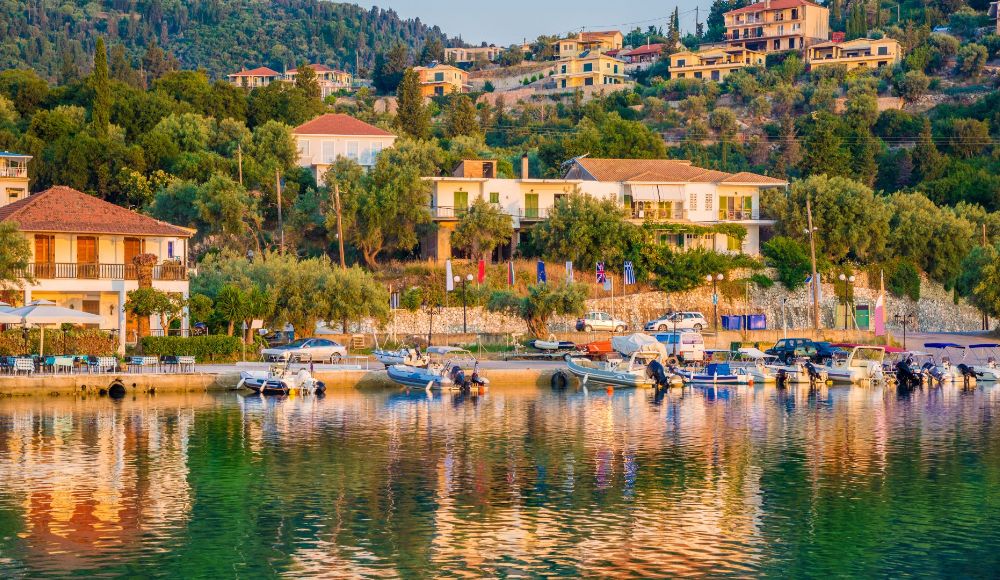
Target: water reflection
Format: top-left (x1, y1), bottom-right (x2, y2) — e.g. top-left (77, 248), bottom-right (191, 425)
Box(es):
top-left (1, 384), bottom-right (1000, 577)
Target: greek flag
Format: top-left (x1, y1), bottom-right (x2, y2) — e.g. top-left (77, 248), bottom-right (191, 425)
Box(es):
top-left (623, 260), bottom-right (636, 286)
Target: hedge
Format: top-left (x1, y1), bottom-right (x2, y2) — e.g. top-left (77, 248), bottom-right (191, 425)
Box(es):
top-left (0, 329), bottom-right (117, 356)
top-left (139, 335), bottom-right (243, 362)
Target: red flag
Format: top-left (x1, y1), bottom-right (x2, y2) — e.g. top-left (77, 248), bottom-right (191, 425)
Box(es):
top-left (477, 259), bottom-right (486, 284)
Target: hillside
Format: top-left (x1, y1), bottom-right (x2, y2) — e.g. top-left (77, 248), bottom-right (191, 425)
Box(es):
top-left (0, 0), bottom-right (448, 81)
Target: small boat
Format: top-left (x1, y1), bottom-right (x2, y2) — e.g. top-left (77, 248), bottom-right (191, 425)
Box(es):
top-left (386, 346), bottom-right (489, 391)
top-left (923, 342), bottom-right (967, 381)
top-left (967, 343), bottom-right (1000, 382)
top-left (820, 346), bottom-right (886, 384)
top-left (675, 362), bottom-right (741, 385)
top-left (373, 346), bottom-right (428, 368)
top-left (579, 339), bottom-right (614, 359)
top-left (238, 363), bottom-right (326, 395)
top-left (387, 363), bottom-right (453, 389)
top-left (532, 335), bottom-right (576, 351)
top-left (563, 333), bottom-right (675, 388)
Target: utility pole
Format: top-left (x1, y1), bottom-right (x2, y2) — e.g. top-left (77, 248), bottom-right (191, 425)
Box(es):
top-left (237, 144), bottom-right (243, 186)
top-left (806, 195), bottom-right (821, 333)
top-left (275, 169), bottom-right (284, 254)
top-left (334, 182), bottom-right (346, 269)
top-left (983, 223), bottom-right (989, 330)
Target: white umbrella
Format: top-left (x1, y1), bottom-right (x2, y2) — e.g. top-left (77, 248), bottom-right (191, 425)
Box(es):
top-left (0, 301), bottom-right (12, 312)
top-left (0, 310), bottom-right (19, 323)
top-left (8, 300), bottom-right (102, 357)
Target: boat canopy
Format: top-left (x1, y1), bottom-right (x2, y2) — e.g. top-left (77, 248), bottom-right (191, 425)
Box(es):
top-left (426, 346), bottom-right (473, 355)
top-left (924, 342), bottom-right (964, 349)
top-left (611, 334), bottom-right (667, 359)
top-left (738, 347), bottom-right (769, 359)
top-left (968, 344), bottom-right (1000, 349)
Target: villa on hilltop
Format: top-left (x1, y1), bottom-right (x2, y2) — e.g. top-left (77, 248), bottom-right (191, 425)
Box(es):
top-left (293, 114), bottom-right (397, 180)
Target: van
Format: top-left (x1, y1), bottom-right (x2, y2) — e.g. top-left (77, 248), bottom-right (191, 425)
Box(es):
top-left (653, 331), bottom-right (705, 362)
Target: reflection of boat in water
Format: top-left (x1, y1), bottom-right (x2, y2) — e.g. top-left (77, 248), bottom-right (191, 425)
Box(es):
top-left (386, 347), bottom-right (489, 391)
top-left (820, 346), bottom-right (886, 384)
top-left (237, 363), bottom-right (326, 395)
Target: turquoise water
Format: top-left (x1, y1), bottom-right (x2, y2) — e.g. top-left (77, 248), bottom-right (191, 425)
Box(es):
top-left (1, 384), bottom-right (1000, 578)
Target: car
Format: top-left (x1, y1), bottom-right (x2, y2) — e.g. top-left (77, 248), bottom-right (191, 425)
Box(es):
top-left (261, 338), bottom-right (347, 363)
top-left (811, 341), bottom-right (845, 364)
top-left (644, 311), bottom-right (708, 332)
top-left (575, 311), bottom-right (628, 333)
top-left (765, 338), bottom-right (822, 363)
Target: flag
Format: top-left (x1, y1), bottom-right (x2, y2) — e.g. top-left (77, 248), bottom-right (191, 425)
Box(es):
top-left (565, 261), bottom-right (574, 283)
top-left (536, 260), bottom-right (547, 284)
top-left (445, 260), bottom-right (454, 291)
top-left (477, 259), bottom-right (486, 284)
top-left (624, 260), bottom-right (636, 285)
top-left (815, 272), bottom-right (823, 304)
top-left (596, 262), bottom-right (607, 284)
top-left (507, 261), bottom-right (515, 287)
top-left (874, 269), bottom-right (886, 336)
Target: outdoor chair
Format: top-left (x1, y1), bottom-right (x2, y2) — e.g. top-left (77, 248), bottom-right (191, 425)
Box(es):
top-left (88, 356), bottom-right (118, 373)
top-left (160, 355), bottom-right (179, 373)
top-left (177, 356), bottom-right (196, 372)
top-left (13, 357), bottom-right (35, 375)
top-left (0, 357), bottom-right (13, 375)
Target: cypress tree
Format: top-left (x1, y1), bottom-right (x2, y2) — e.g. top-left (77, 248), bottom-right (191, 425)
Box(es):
top-left (395, 68), bottom-right (430, 139)
top-left (92, 37), bottom-right (110, 138)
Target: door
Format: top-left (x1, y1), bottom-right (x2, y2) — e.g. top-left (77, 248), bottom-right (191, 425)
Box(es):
top-left (855, 304), bottom-right (870, 330)
top-left (454, 190), bottom-right (468, 216)
top-left (34, 235), bottom-right (55, 278)
top-left (77, 236), bottom-right (98, 278)
top-left (124, 237), bottom-right (145, 280)
top-left (524, 194), bottom-right (539, 219)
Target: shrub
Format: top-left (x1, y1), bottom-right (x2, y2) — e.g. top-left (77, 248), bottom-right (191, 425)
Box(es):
top-left (885, 260), bottom-right (921, 301)
top-left (749, 273), bottom-right (775, 289)
top-left (139, 335), bottom-right (243, 361)
top-left (0, 329), bottom-right (117, 356)
top-left (762, 236), bottom-right (812, 290)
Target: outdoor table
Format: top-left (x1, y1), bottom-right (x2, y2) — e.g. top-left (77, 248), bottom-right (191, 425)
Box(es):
top-left (128, 356), bottom-right (159, 373)
top-left (177, 356), bottom-right (196, 372)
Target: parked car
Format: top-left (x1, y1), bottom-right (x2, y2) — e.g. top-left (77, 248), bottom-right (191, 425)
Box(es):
top-left (653, 331), bottom-right (706, 362)
top-left (811, 341), bottom-right (846, 364)
top-left (575, 311), bottom-right (628, 333)
top-left (644, 311), bottom-right (708, 332)
top-left (765, 338), bottom-right (823, 363)
top-left (261, 338), bottom-right (347, 363)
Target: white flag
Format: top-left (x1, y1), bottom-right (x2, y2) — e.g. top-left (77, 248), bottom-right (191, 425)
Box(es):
top-left (566, 261), bottom-right (574, 283)
top-left (445, 260), bottom-right (454, 291)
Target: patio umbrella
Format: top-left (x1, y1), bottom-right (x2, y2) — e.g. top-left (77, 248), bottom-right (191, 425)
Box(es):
top-left (0, 301), bottom-right (12, 312)
top-left (7, 300), bottom-right (102, 357)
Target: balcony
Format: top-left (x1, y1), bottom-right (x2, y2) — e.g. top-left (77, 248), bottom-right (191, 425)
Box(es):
top-left (21, 263), bottom-right (189, 281)
top-left (516, 207), bottom-right (550, 220)
top-left (428, 206), bottom-right (550, 220)
top-left (718, 209), bottom-right (760, 221)
top-left (630, 207), bottom-right (686, 221)
top-left (0, 166), bottom-right (27, 178)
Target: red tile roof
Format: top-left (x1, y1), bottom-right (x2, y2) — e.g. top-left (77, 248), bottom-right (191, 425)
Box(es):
top-left (727, 0), bottom-right (823, 15)
top-left (581, 31), bottom-right (622, 42)
top-left (571, 158), bottom-right (787, 186)
top-left (287, 63), bottom-right (349, 75)
top-left (623, 44), bottom-right (667, 57)
top-left (0, 186), bottom-right (194, 237)
top-left (293, 114), bottom-right (396, 137)
top-left (228, 66), bottom-right (281, 77)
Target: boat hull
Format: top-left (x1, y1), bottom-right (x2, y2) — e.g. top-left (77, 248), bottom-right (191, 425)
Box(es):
top-left (564, 357), bottom-right (654, 388)
top-left (675, 369), bottom-right (741, 385)
top-left (387, 365), bottom-right (453, 389)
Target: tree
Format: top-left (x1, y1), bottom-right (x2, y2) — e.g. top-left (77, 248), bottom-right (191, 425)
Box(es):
top-left (957, 244), bottom-right (1000, 318)
top-left (487, 283), bottom-right (588, 337)
top-left (373, 44), bottom-right (409, 94)
top-left (417, 37), bottom-right (445, 66)
top-left (294, 63), bottom-right (321, 100)
top-left (125, 288), bottom-right (187, 338)
top-left (887, 192), bottom-right (974, 285)
top-left (912, 118), bottom-right (943, 181)
top-left (532, 192), bottom-right (639, 269)
top-left (709, 107), bottom-right (738, 169)
top-left (215, 284), bottom-right (247, 336)
top-left (800, 112), bottom-right (851, 178)
top-left (92, 37), bottom-right (111, 138)
top-left (451, 198), bottom-right (514, 262)
top-left (946, 119), bottom-right (991, 159)
top-left (0, 222), bottom-right (31, 291)
top-left (762, 236), bottom-right (812, 290)
top-left (955, 43), bottom-right (987, 78)
top-left (895, 70), bottom-right (929, 103)
top-left (396, 68), bottom-right (430, 139)
top-left (445, 95), bottom-right (480, 138)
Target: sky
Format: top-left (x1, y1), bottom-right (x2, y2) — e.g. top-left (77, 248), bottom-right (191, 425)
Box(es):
top-left (374, 0), bottom-right (713, 46)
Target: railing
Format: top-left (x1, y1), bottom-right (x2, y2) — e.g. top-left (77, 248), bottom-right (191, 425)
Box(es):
top-left (429, 206), bottom-right (468, 219)
top-left (0, 166), bottom-right (27, 178)
top-left (718, 210), bottom-right (760, 221)
top-left (23, 263), bottom-right (189, 281)
top-left (428, 206), bottom-right (550, 220)
top-left (517, 207), bottom-right (549, 220)
top-left (631, 208), bottom-right (686, 221)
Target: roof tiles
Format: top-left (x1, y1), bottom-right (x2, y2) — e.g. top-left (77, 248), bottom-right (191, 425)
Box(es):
top-left (293, 114), bottom-right (396, 137)
top-left (572, 158), bottom-right (786, 186)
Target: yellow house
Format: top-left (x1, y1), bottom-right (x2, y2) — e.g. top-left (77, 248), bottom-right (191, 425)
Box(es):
top-left (725, 0), bottom-right (830, 53)
top-left (412, 63), bottom-right (469, 97)
top-left (807, 37), bottom-right (902, 71)
top-left (227, 66), bottom-right (282, 89)
top-left (553, 31), bottom-right (624, 59)
top-left (444, 46), bottom-right (503, 65)
top-left (552, 52), bottom-right (627, 89)
top-left (669, 47), bottom-right (766, 81)
top-left (284, 64), bottom-right (353, 99)
top-left (0, 151), bottom-right (30, 206)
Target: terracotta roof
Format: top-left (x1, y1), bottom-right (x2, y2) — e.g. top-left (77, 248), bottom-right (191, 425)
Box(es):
top-left (287, 63), bottom-right (349, 75)
top-left (293, 114), bottom-right (396, 137)
top-left (727, 0), bottom-right (823, 15)
top-left (571, 158), bottom-right (786, 186)
top-left (0, 186), bottom-right (194, 237)
top-left (624, 44), bottom-right (667, 57)
top-left (228, 66), bottom-right (281, 77)
top-left (581, 31), bottom-right (621, 42)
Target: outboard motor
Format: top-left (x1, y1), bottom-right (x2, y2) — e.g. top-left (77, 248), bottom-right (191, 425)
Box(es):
top-left (957, 363), bottom-right (980, 387)
top-left (895, 357), bottom-right (921, 390)
top-left (921, 361), bottom-right (944, 384)
top-left (775, 368), bottom-right (789, 389)
top-left (804, 361), bottom-right (824, 385)
top-left (450, 365), bottom-right (471, 393)
top-left (470, 362), bottom-right (487, 386)
top-left (646, 359), bottom-right (671, 389)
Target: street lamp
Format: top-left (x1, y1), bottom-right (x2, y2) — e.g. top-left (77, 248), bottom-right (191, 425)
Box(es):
top-left (894, 312), bottom-right (916, 350)
top-left (706, 273), bottom-right (724, 332)
top-left (453, 273), bottom-right (474, 334)
top-left (838, 273), bottom-right (856, 330)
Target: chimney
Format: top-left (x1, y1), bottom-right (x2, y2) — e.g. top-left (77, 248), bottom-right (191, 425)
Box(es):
top-left (521, 153), bottom-right (530, 179)
top-left (765, 0), bottom-right (771, 9)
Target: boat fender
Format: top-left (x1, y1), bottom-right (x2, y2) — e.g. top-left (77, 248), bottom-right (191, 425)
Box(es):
top-left (314, 381), bottom-right (326, 394)
top-left (551, 370), bottom-right (569, 390)
top-left (108, 379), bottom-right (127, 399)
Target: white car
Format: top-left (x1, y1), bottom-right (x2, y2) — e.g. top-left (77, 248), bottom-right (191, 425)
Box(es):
top-left (261, 338), bottom-right (348, 363)
top-left (575, 311), bottom-right (628, 333)
top-left (644, 311), bottom-right (708, 332)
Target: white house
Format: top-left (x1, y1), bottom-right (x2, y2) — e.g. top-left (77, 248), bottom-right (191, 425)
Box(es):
top-left (0, 186), bottom-right (194, 353)
top-left (292, 114), bottom-right (397, 181)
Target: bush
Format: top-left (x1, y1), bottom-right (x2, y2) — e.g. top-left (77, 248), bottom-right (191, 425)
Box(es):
top-left (762, 236), bottom-right (812, 290)
top-left (749, 273), bottom-right (775, 289)
top-left (885, 260), bottom-right (921, 301)
top-left (0, 329), bottom-right (117, 356)
top-left (139, 335), bottom-right (243, 362)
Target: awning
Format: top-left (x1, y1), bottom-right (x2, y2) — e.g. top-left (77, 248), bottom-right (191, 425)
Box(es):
top-left (629, 185), bottom-right (661, 201)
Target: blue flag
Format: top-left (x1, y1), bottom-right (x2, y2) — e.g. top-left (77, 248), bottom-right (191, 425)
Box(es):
top-left (536, 260), bottom-right (547, 284)
top-left (624, 261), bottom-right (636, 285)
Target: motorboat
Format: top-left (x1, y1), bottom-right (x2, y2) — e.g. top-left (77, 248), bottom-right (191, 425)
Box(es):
top-left (386, 346), bottom-right (489, 391)
top-left (562, 333), bottom-right (674, 388)
top-left (967, 343), bottom-right (1000, 382)
top-left (373, 346), bottom-right (428, 368)
top-left (923, 342), bottom-right (967, 381)
top-left (579, 339), bottom-right (614, 359)
top-left (707, 348), bottom-right (778, 384)
top-left (532, 336), bottom-right (576, 351)
top-left (674, 362), bottom-right (742, 385)
top-left (820, 346), bottom-right (886, 384)
top-left (237, 363), bottom-right (326, 395)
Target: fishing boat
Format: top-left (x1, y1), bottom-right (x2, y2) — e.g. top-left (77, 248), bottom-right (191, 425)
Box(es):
top-left (386, 346), bottom-right (489, 390)
top-left (237, 363), bottom-right (326, 396)
top-left (820, 346), bottom-right (886, 384)
top-left (674, 362), bottom-right (742, 385)
top-left (967, 344), bottom-right (1000, 382)
top-left (562, 334), bottom-right (670, 388)
top-left (373, 346), bottom-right (428, 368)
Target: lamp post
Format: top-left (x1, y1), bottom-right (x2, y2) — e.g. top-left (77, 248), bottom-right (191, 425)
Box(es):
top-left (805, 194), bottom-right (821, 331)
top-left (706, 273), bottom-right (724, 332)
top-left (453, 273), bottom-right (474, 334)
top-left (894, 312), bottom-right (915, 350)
top-left (838, 273), bottom-right (856, 330)
top-left (423, 301), bottom-right (443, 347)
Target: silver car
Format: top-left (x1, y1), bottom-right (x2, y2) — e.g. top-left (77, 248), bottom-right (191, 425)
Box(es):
top-left (261, 338), bottom-right (347, 363)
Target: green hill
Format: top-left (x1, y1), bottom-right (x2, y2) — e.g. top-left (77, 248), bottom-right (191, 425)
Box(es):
top-left (0, 0), bottom-right (448, 81)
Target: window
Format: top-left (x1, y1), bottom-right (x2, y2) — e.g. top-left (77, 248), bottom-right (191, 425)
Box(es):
top-left (77, 236), bottom-right (98, 278)
top-left (371, 141), bottom-right (384, 164)
top-left (689, 191), bottom-right (698, 211)
top-left (676, 59), bottom-right (686, 67)
top-left (124, 237), bottom-right (145, 280)
top-left (877, 46), bottom-right (888, 55)
top-left (560, 64), bottom-right (567, 74)
top-left (346, 141), bottom-right (359, 162)
top-left (434, 72), bottom-right (444, 82)
top-left (705, 193), bottom-right (713, 211)
top-left (34, 234), bottom-right (55, 278)
top-left (583, 63), bottom-right (593, 72)
top-left (711, 70), bottom-right (721, 81)
top-left (167, 241), bottom-right (175, 259)
top-left (434, 86), bottom-right (444, 96)
top-left (676, 73), bottom-right (686, 78)
top-left (584, 77), bottom-right (594, 86)
top-left (489, 192), bottom-right (500, 204)
top-left (454, 190), bottom-right (468, 214)
top-left (727, 235), bottom-right (742, 252)
top-left (297, 140), bottom-right (310, 157)
top-left (614, 65), bottom-right (618, 74)
top-left (561, 79), bottom-right (567, 88)
top-left (322, 141), bottom-right (335, 163)
top-left (524, 193), bottom-right (539, 218)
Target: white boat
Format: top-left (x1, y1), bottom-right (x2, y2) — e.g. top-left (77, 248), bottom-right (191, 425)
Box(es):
top-left (820, 346), bottom-right (886, 384)
top-left (373, 346), bottom-right (428, 368)
top-left (237, 363), bottom-right (326, 395)
top-left (563, 334), bottom-right (670, 388)
top-left (967, 343), bottom-right (1000, 382)
top-left (386, 346), bottom-right (489, 390)
top-left (532, 336), bottom-right (576, 351)
top-left (923, 342), bottom-right (967, 381)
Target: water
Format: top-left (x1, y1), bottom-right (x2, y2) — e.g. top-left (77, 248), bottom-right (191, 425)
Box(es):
top-left (1, 384), bottom-right (999, 578)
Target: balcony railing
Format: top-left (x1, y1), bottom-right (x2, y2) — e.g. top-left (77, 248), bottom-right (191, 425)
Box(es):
top-left (0, 166), bottom-right (27, 178)
top-left (22, 263), bottom-right (188, 281)
top-left (428, 206), bottom-right (551, 220)
top-left (517, 208), bottom-right (549, 220)
top-left (718, 210), bottom-right (760, 221)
